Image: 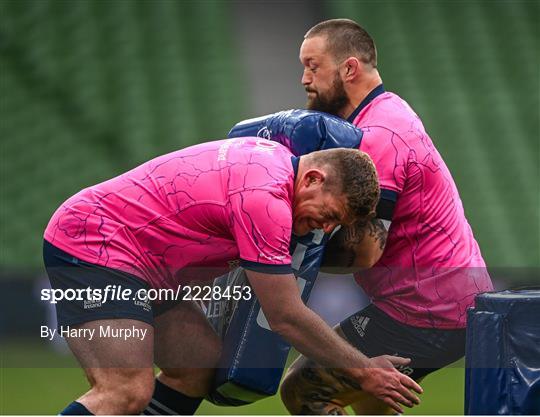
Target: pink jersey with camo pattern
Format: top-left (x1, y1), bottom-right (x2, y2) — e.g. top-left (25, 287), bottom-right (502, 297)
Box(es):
top-left (44, 138), bottom-right (294, 289)
top-left (353, 92), bottom-right (493, 329)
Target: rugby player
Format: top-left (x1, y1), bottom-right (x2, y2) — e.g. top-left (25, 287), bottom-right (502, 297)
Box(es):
top-left (279, 19), bottom-right (494, 414)
top-left (43, 137), bottom-right (422, 415)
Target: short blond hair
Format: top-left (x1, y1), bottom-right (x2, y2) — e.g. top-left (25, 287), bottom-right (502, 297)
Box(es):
top-left (305, 148), bottom-right (380, 223)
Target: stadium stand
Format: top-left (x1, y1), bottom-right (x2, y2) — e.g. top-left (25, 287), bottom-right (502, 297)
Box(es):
top-left (326, 1), bottom-right (539, 268)
top-left (0, 0), bottom-right (245, 268)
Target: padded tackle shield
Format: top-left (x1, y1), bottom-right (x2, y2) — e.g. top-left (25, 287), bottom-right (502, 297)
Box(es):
top-left (228, 109), bottom-right (362, 154)
top-left (206, 110), bottom-right (362, 406)
top-left (208, 230), bottom-right (330, 406)
top-left (465, 289), bottom-right (540, 415)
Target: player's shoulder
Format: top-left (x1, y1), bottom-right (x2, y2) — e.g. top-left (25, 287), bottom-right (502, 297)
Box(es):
top-left (230, 137), bottom-right (293, 161)
top-left (359, 92), bottom-right (419, 129)
top-left (226, 138), bottom-right (295, 200)
top-left (356, 92), bottom-right (430, 146)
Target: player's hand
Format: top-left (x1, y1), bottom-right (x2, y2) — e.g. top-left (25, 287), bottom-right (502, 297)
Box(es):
top-left (357, 355), bottom-right (423, 414)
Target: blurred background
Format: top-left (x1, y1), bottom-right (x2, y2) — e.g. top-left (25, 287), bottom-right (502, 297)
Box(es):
top-left (1, 0), bottom-right (538, 414)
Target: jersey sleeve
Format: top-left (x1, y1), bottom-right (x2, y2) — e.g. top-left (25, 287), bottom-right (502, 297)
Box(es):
top-left (359, 126), bottom-right (408, 196)
top-left (359, 126), bottom-right (407, 222)
top-left (229, 189), bottom-right (293, 274)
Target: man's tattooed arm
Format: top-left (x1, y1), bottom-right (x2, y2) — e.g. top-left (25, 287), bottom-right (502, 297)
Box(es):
top-left (321, 218), bottom-right (388, 273)
top-left (281, 359), bottom-right (350, 415)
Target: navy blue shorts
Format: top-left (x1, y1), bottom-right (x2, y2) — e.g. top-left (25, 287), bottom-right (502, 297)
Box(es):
top-left (43, 240), bottom-right (176, 328)
top-left (340, 304), bottom-right (466, 380)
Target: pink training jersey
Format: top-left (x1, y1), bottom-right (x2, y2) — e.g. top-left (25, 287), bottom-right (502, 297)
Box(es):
top-left (351, 88), bottom-right (493, 329)
top-left (44, 138), bottom-right (295, 289)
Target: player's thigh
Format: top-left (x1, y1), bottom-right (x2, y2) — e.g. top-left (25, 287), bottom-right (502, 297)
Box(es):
top-left (153, 300), bottom-right (221, 370)
top-left (66, 318), bottom-right (154, 369)
top-left (153, 300), bottom-right (221, 396)
top-left (43, 241), bottom-right (156, 372)
top-left (65, 320), bottom-right (155, 414)
top-left (339, 304), bottom-right (466, 382)
top-left (283, 303), bottom-right (465, 412)
top-left (65, 318), bottom-right (155, 413)
top-left (43, 240), bottom-right (156, 330)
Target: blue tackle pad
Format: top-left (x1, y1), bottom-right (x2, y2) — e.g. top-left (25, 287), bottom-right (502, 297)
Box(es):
top-left (207, 230), bottom-right (331, 406)
top-left (465, 288), bottom-right (540, 415)
top-left (228, 109), bottom-right (362, 154)
top-left (207, 109), bottom-right (361, 406)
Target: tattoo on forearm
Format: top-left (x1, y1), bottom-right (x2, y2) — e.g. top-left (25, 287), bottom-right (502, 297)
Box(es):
top-left (328, 369), bottom-right (363, 390)
top-left (290, 364), bottom-right (364, 415)
top-left (300, 365), bottom-right (324, 385)
top-left (294, 363), bottom-right (346, 415)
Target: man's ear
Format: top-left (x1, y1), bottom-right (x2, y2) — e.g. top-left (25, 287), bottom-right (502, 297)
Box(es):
top-left (343, 57), bottom-right (361, 81)
top-left (303, 169), bottom-right (326, 187)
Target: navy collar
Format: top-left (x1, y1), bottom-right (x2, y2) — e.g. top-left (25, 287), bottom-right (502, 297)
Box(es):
top-left (346, 84), bottom-right (385, 123)
top-left (291, 156), bottom-right (300, 180)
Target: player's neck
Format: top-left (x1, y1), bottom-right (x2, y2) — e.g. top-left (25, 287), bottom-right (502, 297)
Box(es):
top-left (343, 73), bottom-right (383, 120)
top-left (294, 158), bottom-right (307, 193)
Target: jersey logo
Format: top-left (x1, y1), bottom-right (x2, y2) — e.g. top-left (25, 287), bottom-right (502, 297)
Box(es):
top-left (256, 126), bottom-right (271, 140)
top-left (217, 140), bottom-right (233, 161)
top-left (350, 314), bottom-right (370, 337)
top-left (254, 139), bottom-right (278, 154)
top-left (258, 253), bottom-right (285, 261)
top-left (83, 299), bottom-right (102, 310)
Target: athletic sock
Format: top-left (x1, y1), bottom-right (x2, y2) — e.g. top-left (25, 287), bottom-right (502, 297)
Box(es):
top-left (143, 379), bottom-right (203, 415)
top-left (60, 401), bottom-right (93, 415)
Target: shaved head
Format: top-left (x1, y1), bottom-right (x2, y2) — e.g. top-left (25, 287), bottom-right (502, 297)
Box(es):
top-left (305, 18), bottom-right (377, 68)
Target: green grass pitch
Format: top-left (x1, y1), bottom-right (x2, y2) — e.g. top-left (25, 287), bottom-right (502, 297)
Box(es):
top-left (1, 342), bottom-right (465, 415)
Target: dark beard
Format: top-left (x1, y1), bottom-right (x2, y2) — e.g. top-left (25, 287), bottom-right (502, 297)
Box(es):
top-left (306, 74), bottom-right (349, 117)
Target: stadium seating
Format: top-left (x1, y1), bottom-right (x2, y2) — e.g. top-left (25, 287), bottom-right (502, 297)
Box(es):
top-left (0, 0), bottom-right (246, 267)
top-left (327, 1), bottom-right (539, 268)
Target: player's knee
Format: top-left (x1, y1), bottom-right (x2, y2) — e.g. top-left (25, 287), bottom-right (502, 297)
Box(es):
top-left (97, 371), bottom-right (154, 414)
top-left (200, 332), bottom-right (222, 367)
top-left (160, 367), bottom-right (216, 397)
top-left (119, 379), bottom-right (154, 414)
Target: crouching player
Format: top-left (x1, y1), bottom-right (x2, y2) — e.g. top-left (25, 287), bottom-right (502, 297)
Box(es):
top-left (276, 19), bottom-right (495, 415)
top-left (43, 137), bottom-right (422, 415)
